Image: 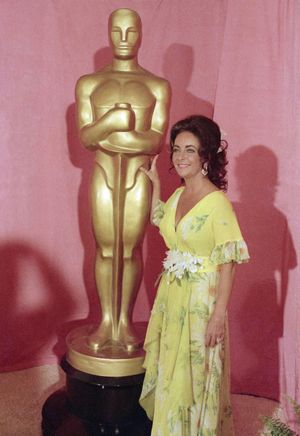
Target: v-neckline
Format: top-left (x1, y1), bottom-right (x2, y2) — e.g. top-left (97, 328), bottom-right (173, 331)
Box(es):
top-left (174, 187), bottom-right (220, 231)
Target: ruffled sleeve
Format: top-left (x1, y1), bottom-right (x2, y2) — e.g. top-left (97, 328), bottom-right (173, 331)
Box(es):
top-left (152, 199), bottom-right (165, 227)
top-left (210, 240), bottom-right (249, 264)
top-left (210, 195), bottom-right (250, 265)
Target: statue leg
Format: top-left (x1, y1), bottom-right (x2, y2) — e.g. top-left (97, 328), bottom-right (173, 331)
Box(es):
top-left (88, 164), bottom-right (115, 350)
top-left (117, 170), bottom-right (151, 350)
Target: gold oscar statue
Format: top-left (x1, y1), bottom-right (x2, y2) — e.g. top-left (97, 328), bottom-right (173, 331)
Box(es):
top-left (66, 8), bottom-right (170, 377)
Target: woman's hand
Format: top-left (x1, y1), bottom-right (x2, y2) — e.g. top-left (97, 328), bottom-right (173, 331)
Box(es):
top-left (205, 263), bottom-right (235, 347)
top-left (205, 311), bottom-right (225, 347)
top-left (140, 155), bottom-right (160, 186)
top-left (140, 155), bottom-right (161, 224)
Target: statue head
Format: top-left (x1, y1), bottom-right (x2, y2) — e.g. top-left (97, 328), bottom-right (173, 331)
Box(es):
top-left (108, 8), bottom-right (142, 60)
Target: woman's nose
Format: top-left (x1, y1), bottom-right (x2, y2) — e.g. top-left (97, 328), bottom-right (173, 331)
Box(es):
top-left (178, 150), bottom-right (187, 159)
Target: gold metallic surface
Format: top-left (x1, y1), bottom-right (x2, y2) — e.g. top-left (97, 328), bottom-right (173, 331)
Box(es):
top-left (66, 325), bottom-right (145, 377)
top-left (75, 8), bottom-right (171, 354)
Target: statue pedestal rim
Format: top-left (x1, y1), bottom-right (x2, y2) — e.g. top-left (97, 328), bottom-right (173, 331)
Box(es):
top-left (66, 324), bottom-right (145, 377)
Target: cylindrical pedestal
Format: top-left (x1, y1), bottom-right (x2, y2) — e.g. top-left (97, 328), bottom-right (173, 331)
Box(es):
top-left (42, 359), bottom-right (151, 435)
top-left (42, 324), bottom-right (152, 435)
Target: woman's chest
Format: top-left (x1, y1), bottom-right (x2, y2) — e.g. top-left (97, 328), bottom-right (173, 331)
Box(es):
top-left (161, 205), bottom-right (215, 252)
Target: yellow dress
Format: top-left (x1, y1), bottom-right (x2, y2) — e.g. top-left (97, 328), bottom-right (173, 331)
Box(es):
top-left (140, 187), bottom-right (249, 436)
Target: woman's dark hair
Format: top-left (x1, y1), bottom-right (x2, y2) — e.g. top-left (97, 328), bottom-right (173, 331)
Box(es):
top-left (170, 115), bottom-right (228, 190)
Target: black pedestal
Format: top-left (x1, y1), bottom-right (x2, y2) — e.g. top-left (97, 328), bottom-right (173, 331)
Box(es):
top-left (41, 358), bottom-right (152, 436)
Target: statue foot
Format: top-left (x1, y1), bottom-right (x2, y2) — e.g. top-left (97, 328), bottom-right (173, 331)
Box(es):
top-left (117, 320), bottom-right (142, 352)
top-left (87, 322), bottom-right (113, 351)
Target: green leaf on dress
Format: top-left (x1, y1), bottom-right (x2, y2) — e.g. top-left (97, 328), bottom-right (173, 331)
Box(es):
top-left (176, 277), bottom-right (182, 287)
top-left (194, 215), bottom-right (209, 231)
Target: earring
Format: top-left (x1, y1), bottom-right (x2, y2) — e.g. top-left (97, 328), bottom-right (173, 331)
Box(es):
top-left (201, 163), bottom-right (208, 176)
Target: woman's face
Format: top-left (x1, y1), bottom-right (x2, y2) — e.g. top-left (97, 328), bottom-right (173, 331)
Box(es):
top-left (172, 131), bottom-right (202, 179)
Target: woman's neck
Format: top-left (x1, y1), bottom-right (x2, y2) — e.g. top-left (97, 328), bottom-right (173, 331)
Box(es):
top-left (183, 175), bottom-right (216, 196)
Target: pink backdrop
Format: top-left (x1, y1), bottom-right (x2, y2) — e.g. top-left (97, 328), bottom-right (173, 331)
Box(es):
top-left (1, 0), bottom-right (300, 418)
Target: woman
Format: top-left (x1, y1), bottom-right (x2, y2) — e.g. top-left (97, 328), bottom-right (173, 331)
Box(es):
top-left (139, 115), bottom-right (249, 435)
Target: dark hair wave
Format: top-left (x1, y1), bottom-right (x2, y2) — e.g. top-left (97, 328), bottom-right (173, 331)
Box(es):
top-left (170, 115), bottom-right (228, 190)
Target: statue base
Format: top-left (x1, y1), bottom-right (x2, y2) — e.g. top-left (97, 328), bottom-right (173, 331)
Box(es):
top-left (65, 324), bottom-right (145, 377)
top-left (42, 324), bottom-right (151, 435)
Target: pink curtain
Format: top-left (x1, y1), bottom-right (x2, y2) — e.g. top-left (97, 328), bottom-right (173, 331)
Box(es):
top-left (212, 0), bottom-right (300, 416)
top-left (1, 0), bottom-right (299, 419)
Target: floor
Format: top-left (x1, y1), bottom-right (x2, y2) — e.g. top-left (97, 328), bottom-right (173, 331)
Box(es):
top-left (0, 364), bottom-right (280, 436)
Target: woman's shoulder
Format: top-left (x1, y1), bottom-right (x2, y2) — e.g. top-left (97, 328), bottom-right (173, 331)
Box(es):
top-left (209, 190), bottom-right (235, 213)
top-left (173, 186), bottom-right (184, 195)
top-left (160, 186), bottom-right (183, 212)
top-left (166, 186), bottom-right (184, 202)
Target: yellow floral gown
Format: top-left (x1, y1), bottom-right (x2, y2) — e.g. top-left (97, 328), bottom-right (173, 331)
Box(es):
top-left (140, 187), bottom-right (249, 436)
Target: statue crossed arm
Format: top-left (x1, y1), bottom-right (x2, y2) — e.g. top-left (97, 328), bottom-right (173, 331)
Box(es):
top-left (75, 8), bottom-right (171, 351)
top-left (76, 75), bottom-right (170, 155)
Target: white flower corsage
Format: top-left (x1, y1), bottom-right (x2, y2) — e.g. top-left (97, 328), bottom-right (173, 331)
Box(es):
top-left (163, 249), bottom-right (204, 284)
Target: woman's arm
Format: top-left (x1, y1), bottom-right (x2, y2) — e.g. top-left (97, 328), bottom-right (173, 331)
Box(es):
top-left (140, 155), bottom-right (161, 224)
top-left (205, 262), bottom-right (236, 347)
